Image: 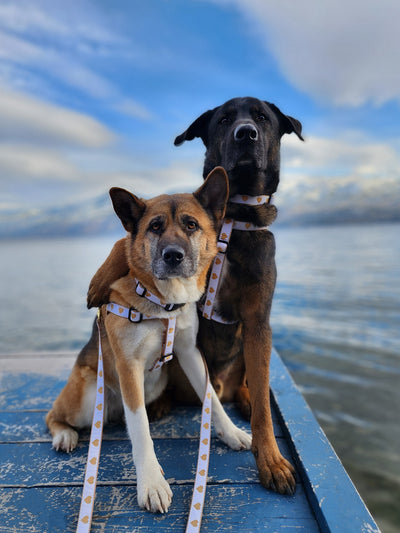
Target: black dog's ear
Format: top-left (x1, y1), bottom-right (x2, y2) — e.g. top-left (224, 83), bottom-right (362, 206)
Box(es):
top-left (109, 187), bottom-right (146, 234)
top-left (174, 108), bottom-right (217, 147)
top-left (266, 102), bottom-right (304, 141)
top-left (193, 166), bottom-right (229, 227)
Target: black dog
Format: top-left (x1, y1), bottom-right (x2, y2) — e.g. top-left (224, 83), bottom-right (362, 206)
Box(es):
top-left (174, 97), bottom-right (304, 494)
top-left (88, 97), bottom-right (304, 495)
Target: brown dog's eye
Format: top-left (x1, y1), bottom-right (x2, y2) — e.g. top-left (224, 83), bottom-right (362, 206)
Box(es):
top-left (149, 220), bottom-right (162, 233)
top-left (186, 220), bottom-right (198, 232)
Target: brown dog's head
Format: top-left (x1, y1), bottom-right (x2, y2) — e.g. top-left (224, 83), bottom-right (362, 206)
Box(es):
top-left (174, 97), bottom-right (304, 197)
top-left (109, 167), bottom-right (228, 288)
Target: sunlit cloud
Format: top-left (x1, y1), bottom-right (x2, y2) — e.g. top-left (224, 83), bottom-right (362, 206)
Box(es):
top-left (214, 0), bottom-right (400, 107)
top-left (0, 87), bottom-right (115, 147)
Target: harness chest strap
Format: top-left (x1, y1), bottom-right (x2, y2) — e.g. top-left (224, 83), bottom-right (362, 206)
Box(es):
top-left (202, 194), bottom-right (271, 324)
top-left (105, 302), bottom-right (175, 371)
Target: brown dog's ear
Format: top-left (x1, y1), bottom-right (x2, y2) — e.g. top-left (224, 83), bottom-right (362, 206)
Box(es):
top-left (266, 102), bottom-right (304, 141)
top-left (109, 187), bottom-right (146, 234)
top-left (174, 108), bottom-right (218, 147)
top-left (193, 166), bottom-right (229, 227)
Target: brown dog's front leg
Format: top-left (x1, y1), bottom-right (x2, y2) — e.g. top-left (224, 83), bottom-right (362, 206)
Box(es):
top-left (243, 318), bottom-right (296, 495)
top-left (87, 238), bottom-right (129, 308)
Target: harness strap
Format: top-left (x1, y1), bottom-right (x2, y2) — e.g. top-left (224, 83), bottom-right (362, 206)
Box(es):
top-left (106, 302), bottom-right (175, 371)
top-left (202, 194), bottom-right (271, 324)
top-left (135, 279), bottom-right (184, 311)
top-left (76, 316), bottom-right (105, 533)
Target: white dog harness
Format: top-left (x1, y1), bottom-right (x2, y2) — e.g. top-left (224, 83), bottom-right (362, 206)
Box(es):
top-left (105, 279), bottom-right (182, 370)
top-left (202, 194), bottom-right (271, 324)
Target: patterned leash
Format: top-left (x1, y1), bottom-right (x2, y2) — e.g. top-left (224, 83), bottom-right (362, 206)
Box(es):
top-left (185, 362), bottom-right (212, 532)
top-left (202, 194), bottom-right (271, 323)
top-left (76, 313), bottom-right (105, 533)
top-left (76, 306), bottom-right (212, 531)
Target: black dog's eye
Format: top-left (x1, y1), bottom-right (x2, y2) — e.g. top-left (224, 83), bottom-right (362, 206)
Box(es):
top-left (219, 116), bottom-right (231, 125)
top-left (256, 113), bottom-right (267, 122)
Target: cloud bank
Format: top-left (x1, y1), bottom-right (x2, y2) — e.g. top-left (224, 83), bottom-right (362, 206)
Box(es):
top-left (217, 0), bottom-right (400, 107)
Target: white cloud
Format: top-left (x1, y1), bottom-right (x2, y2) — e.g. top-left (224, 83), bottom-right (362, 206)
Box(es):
top-left (0, 145), bottom-right (77, 180)
top-left (215, 0), bottom-right (400, 107)
top-left (115, 99), bottom-right (156, 121)
top-left (281, 134), bottom-right (400, 178)
top-left (276, 134), bottom-right (400, 221)
top-left (0, 2), bottom-right (153, 115)
top-left (0, 87), bottom-right (115, 147)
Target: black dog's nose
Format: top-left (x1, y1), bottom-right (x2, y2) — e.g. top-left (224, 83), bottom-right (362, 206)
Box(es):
top-left (234, 123), bottom-right (258, 142)
top-left (162, 245), bottom-right (185, 266)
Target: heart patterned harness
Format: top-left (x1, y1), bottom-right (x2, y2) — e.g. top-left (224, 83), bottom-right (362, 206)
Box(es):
top-left (201, 193), bottom-right (272, 324)
top-left (105, 279), bottom-right (183, 371)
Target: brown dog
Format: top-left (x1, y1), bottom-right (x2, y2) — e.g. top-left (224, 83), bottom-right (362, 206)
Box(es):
top-left (46, 167), bottom-right (251, 513)
top-left (87, 97), bottom-right (304, 495)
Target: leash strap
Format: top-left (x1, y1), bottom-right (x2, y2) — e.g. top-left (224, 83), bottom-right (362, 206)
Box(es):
top-left (202, 194), bottom-right (270, 323)
top-left (76, 316), bottom-right (105, 533)
top-left (202, 218), bottom-right (234, 320)
top-left (77, 310), bottom-right (210, 531)
top-left (185, 361), bottom-right (212, 533)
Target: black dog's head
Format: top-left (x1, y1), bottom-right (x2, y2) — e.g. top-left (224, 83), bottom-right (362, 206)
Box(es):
top-left (174, 97), bottom-right (303, 196)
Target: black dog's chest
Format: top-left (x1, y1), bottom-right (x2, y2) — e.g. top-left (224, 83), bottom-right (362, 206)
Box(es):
top-left (226, 230), bottom-right (275, 282)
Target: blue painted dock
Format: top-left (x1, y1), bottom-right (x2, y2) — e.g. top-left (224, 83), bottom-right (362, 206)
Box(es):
top-left (0, 348), bottom-right (380, 532)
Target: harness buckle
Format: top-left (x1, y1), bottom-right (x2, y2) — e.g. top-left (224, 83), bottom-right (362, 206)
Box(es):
top-left (217, 240), bottom-right (228, 253)
top-left (128, 307), bottom-right (142, 323)
top-left (161, 353), bottom-right (174, 363)
top-left (135, 282), bottom-right (146, 297)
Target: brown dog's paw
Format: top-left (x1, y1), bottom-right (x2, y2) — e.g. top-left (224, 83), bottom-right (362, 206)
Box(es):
top-left (87, 282), bottom-right (111, 309)
top-left (254, 448), bottom-right (296, 495)
top-left (235, 383), bottom-right (252, 421)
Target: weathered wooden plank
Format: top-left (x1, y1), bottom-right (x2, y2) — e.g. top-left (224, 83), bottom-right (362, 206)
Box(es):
top-left (270, 348), bottom-right (380, 533)
top-left (0, 408), bottom-right (282, 442)
top-left (0, 371), bottom-right (70, 411)
top-left (0, 437), bottom-right (294, 487)
top-left (0, 484), bottom-right (319, 533)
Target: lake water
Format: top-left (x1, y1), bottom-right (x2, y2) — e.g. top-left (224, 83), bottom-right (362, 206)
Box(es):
top-left (1, 223), bottom-right (399, 533)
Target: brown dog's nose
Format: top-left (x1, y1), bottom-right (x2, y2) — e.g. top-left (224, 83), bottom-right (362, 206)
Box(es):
top-left (162, 245), bottom-right (185, 266)
top-left (234, 123), bottom-right (258, 142)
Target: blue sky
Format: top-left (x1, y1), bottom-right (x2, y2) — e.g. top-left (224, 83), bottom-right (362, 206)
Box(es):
top-left (0, 0), bottom-right (399, 224)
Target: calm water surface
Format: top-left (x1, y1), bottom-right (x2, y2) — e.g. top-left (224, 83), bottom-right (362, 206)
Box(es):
top-left (1, 223), bottom-right (399, 532)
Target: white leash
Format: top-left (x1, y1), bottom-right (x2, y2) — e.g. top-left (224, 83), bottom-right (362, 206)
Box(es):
top-left (76, 288), bottom-right (213, 532)
top-left (76, 314), bottom-right (105, 533)
top-left (202, 194), bottom-right (271, 324)
top-left (185, 362), bottom-right (212, 532)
